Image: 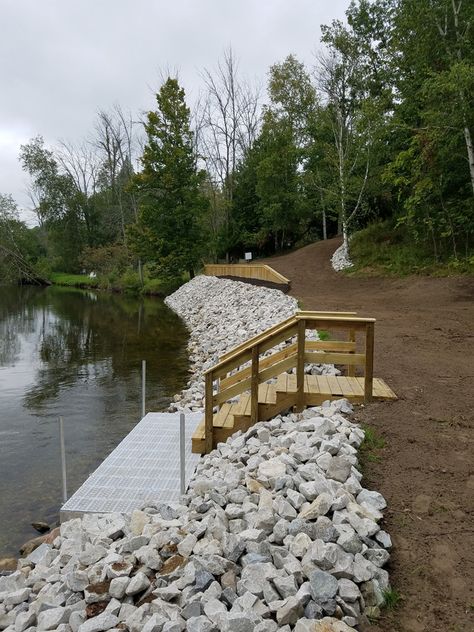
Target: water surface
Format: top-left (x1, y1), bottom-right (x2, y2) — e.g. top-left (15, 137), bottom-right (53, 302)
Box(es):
top-left (0, 285), bottom-right (189, 557)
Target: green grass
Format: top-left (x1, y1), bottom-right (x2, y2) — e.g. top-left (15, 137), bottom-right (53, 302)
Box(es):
top-left (50, 270), bottom-right (186, 297)
top-left (49, 272), bottom-right (99, 288)
top-left (348, 221), bottom-right (474, 277)
top-left (359, 423), bottom-right (386, 471)
top-left (317, 330), bottom-right (331, 341)
top-left (383, 588), bottom-right (402, 610)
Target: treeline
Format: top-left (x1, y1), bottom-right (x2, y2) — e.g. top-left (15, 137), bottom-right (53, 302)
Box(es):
top-left (1, 0), bottom-right (473, 286)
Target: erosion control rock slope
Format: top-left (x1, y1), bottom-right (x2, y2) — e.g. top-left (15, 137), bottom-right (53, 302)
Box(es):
top-left (0, 401), bottom-right (391, 632)
top-left (0, 274), bottom-right (391, 631)
top-left (165, 275), bottom-right (338, 413)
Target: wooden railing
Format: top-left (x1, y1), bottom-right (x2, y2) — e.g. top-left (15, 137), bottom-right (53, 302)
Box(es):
top-left (203, 263), bottom-right (290, 286)
top-left (203, 311), bottom-right (375, 453)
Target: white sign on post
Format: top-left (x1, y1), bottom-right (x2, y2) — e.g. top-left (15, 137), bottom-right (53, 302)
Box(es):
top-left (244, 252), bottom-right (252, 261)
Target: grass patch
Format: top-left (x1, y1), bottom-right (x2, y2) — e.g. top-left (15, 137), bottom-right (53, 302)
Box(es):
top-left (359, 423), bottom-right (386, 471)
top-left (383, 588), bottom-right (402, 610)
top-left (49, 272), bottom-right (99, 288)
top-left (348, 221), bottom-right (474, 277)
top-left (317, 330), bottom-right (331, 341)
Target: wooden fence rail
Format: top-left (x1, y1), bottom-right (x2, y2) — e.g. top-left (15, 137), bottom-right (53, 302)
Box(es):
top-left (203, 263), bottom-right (290, 286)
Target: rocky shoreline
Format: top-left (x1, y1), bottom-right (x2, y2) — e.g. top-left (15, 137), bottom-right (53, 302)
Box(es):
top-left (0, 275), bottom-right (391, 632)
top-left (165, 276), bottom-right (339, 413)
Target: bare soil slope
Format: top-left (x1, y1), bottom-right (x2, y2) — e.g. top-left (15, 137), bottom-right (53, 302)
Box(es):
top-left (264, 238), bottom-right (474, 632)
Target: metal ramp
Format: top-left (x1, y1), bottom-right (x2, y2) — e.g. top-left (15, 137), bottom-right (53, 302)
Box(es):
top-left (60, 412), bottom-right (202, 521)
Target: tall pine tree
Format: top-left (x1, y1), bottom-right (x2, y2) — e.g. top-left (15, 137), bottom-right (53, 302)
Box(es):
top-left (131, 78), bottom-right (207, 278)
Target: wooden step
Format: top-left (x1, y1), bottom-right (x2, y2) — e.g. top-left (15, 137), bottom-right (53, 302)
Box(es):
top-left (192, 373), bottom-right (397, 453)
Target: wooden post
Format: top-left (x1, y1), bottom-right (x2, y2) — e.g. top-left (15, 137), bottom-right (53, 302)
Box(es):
top-left (364, 322), bottom-right (374, 402)
top-left (296, 318), bottom-right (306, 411)
top-left (204, 372), bottom-right (214, 453)
top-left (251, 345), bottom-right (259, 424)
top-left (348, 329), bottom-right (356, 377)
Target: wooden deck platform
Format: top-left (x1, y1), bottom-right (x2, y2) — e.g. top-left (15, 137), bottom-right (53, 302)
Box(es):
top-left (192, 373), bottom-right (396, 453)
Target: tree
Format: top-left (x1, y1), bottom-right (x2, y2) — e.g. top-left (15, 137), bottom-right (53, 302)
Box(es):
top-left (200, 48), bottom-right (261, 258)
top-left (130, 78), bottom-right (208, 278)
top-left (0, 193), bottom-right (45, 282)
top-left (315, 19), bottom-right (382, 251)
top-left (19, 136), bottom-right (86, 271)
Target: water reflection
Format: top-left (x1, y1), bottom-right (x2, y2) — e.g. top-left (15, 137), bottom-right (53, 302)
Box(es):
top-left (0, 285), bottom-right (189, 557)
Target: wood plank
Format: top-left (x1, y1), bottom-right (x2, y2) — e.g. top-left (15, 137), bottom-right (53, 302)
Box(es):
top-left (258, 382), bottom-right (269, 403)
top-left (204, 373), bottom-right (214, 454)
top-left (306, 375), bottom-right (319, 394)
top-left (287, 374), bottom-right (297, 393)
top-left (304, 352), bottom-right (365, 366)
top-left (219, 316), bottom-right (296, 362)
top-left (258, 354), bottom-right (297, 383)
top-left (306, 340), bottom-right (356, 352)
top-left (213, 403), bottom-right (233, 428)
top-left (258, 324), bottom-right (299, 354)
top-left (347, 376), bottom-right (364, 396)
top-left (234, 393), bottom-right (250, 415)
top-left (265, 384), bottom-right (277, 404)
top-left (220, 342), bottom-right (298, 390)
top-left (214, 376), bottom-right (252, 405)
top-left (251, 346), bottom-right (259, 424)
top-left (316, 375), bottom-right (332, 395)
top-left (276, 373), bottom-right (288, 392)
top-left (326, 375), bottom-right (344, 395)
top-left (365, 322), bottom-right (375, 402)
top-left (348, 329), bottom-right (356, 377)
top-left (193, 418), bottom-right (205, 440)
top-left (296, 319), bottom-right (306, 411)
top-left (337, 376), bottom-right (355, 397)
top-left (208, 349), bottom-right (253, 379)
top-left (297, 310), bottom-right (357, 318)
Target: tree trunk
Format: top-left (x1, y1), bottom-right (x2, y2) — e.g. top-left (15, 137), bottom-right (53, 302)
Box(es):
top-left (322, 209), bottom-right (327, 240)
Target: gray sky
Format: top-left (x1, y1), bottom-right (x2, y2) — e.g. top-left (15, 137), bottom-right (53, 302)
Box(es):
top-left (1, 0), bottom-right (348, 222)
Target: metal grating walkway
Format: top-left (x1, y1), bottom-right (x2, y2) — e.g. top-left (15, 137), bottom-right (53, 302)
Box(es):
top-left (60, 412), bottom-right (202, 521)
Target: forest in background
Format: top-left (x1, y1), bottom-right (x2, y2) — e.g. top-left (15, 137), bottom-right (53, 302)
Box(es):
top-left (1, 0), bottom-right (473, 290)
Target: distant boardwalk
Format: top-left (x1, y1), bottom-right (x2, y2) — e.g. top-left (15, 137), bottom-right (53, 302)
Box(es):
top-left (61, 412), bottom-right (202, 520)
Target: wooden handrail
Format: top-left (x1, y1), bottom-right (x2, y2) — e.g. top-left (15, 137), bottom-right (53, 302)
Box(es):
top-left (219, 315), bottom-right (296, 362)
top-left (203, 311), bottom-right (376, 452)
top-left (219, 310), bottom-right (359, 363)
top-left (203, 263), bottom-right (290, 285)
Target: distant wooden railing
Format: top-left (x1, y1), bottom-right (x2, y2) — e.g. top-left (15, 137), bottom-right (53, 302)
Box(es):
top-left (203, 263), bottom-right (290, 286)
top-left (203, 311), bottom-right (375, 453)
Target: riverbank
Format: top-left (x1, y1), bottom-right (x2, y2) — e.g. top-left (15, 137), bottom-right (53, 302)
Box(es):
top-left (0, 275), bottom-right (392, 632)
top-left (49, 272), bottom-right (184, 297)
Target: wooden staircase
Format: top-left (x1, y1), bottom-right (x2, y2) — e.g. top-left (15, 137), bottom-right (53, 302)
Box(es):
top-left (192, 311), bottom-right (397, 454)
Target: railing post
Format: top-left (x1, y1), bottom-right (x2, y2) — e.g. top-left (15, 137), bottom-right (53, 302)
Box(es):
top-left (348, 329), bottom-right (356, 377)
top-left (205, 372), bottom-right (214, 453)
top-left (364, 322), bottom-right (374, 402)
top-left (251, 345), bottom-right (259, 424)
top-left (296, 318), bottom-right (306, 411)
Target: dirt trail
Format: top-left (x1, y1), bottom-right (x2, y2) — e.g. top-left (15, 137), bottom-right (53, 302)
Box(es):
top-left (264, 238), bottom-right (474, 632)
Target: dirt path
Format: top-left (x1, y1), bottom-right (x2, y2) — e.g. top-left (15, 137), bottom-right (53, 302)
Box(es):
top-left (265, 238), bottom-right (474, 632)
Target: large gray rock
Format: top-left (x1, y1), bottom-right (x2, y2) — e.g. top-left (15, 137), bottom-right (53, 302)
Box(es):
top-left (77, 612), bottom-right (120, 632)
top-left (309, 570), bottom-right (338, 603)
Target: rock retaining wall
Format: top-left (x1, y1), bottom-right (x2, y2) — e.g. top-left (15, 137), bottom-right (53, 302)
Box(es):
top-left (0, 275), bottom-right (391, 632)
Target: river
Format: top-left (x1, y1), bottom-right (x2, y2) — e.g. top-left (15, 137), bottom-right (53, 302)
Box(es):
top-left (0, 284), bottom-right (190, 558)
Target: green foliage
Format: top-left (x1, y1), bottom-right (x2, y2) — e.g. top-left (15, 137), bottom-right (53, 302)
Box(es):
top-left (130, 77), bottom-right (208, 278)
top-left (349, 221), bottom-right (474, 275)
top-left (81, 244), bottom-right (131, 276)
top-left (382, 588), bottom-right (402, 610)
top-left (317, 330), bottom-right (331, 341)
top-left (359, 423), bottom-right (386, 470)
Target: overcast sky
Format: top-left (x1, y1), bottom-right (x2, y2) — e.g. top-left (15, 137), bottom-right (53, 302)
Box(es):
top-left (1, 0), bottom-right (348, 222)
